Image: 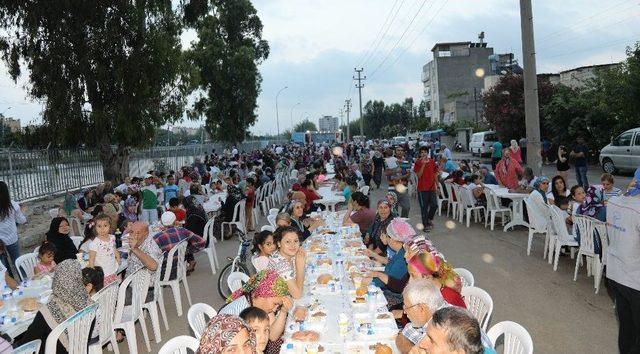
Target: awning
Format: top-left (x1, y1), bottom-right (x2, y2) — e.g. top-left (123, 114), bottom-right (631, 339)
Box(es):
top-left (421, 129), bottom-right (445, 139)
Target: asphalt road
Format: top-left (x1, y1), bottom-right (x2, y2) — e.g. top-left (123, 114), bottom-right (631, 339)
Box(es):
top-left (453, 151), bottom-right (634, 189)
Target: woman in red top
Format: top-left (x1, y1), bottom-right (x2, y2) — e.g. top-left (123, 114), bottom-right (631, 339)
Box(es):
top-left (300, 179), bottom-right (321, 212)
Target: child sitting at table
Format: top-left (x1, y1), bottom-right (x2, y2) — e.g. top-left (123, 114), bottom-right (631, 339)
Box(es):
top-left (168, 197), bottom-right (186, 222)
top-left (240, 306), bottom-right (270, 354)
top-left (34, 241), bottom-right (57, 276)
top-left (88, 214), bottom-right (120, 286)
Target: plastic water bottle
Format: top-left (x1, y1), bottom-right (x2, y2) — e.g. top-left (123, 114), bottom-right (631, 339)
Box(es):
top-left (284, 343), bottom-right (295, 354)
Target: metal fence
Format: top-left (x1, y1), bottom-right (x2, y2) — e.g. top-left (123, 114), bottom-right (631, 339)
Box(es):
top-left (0, 140), bottom-right (282, 202)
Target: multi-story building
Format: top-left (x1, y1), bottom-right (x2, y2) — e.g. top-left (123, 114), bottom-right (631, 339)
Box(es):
top-left (422, 35), bottom-right (495, 124)
top-left (0, 116), bottom-right (21, 133)
top-left (318, 115), bottom-right (339, 132)
top-left (559, 63), bottom-right (619, 89)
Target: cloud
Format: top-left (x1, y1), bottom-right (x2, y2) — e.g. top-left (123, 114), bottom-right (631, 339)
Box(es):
top-left (1, 0), bottom-right (638, 136)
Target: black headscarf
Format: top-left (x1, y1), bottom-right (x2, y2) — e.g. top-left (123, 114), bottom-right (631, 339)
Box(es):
top-left (46, 217), bottom-right (78, 264)
top-left (184, 196), bottom-right (207, 237)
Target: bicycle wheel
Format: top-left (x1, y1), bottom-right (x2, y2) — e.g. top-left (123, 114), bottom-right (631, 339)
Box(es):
top-left (217, 262), bottom-right (250, 299)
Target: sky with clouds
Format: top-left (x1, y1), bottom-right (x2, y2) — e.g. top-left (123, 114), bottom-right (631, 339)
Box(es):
top-left (1, 0), bottom-right (639, 135)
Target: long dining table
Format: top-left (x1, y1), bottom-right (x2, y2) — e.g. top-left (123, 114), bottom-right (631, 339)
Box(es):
top-left (485, 184), bottom-right (530, 232)
top-left (280, 211), bottom-right (400, 354)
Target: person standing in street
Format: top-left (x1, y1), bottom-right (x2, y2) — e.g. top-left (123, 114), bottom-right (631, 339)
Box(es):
top-left (385, 146), bottom-right (411, 218)
top-left (0, 181), bottom-right (27, 276)
top-left (490, 140), bottom-right (503, 170)
top-left (570, 136), bottom-right (589, 188)
top-left (413, 146), bottom-right (439, 230)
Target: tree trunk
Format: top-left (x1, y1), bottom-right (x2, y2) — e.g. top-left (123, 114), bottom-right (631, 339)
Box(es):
top-left (99, 144), bottom-right (130, 183)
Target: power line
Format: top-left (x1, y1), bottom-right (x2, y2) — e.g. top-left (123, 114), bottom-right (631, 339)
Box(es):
top-left (538, 11), bottom-right (640, 51)
top-left (544, 34), bottom-right (639, 59)
top-left (368, 0), bottom-right (430, 79)
top-left (360, 0), bottom-right (408, 69)
top-left (538, 0), bottom-right (635, 41)
top-left (375, 0), bottom-right (448, 77)
top-left (356, 0), bottom-right (401, 68)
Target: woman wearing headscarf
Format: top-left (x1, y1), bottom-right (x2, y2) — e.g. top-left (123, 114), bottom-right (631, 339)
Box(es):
top-left (569, 185), bottom-right (606, 255)
top-left (184, 195), bottom-right (208, 239)
top-left (118, 197), bottom-right (138, 231)
top-left (509, 139), bottom-right (522, 165)
top-left (385, 235), bottom-right (466, 308)
top-left (365, 218), bottom-right (414, 308)
top-left (363, 199), bottom-right (396, 254)
top-left (529, 176), bottom-right (550, 213)
top-left (197, 314), bottom-right (255, 354)
top-left (494, 149), bottom-right (523, 190)
top-left (17, 260), bottom-right (92, 354)
top-left (219, 270), bottom-right (292, 353)
top-left (46, 217), bottom-right (78, 264)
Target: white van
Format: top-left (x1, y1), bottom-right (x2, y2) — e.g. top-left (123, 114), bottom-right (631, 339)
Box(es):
top-left (469, 131), bottom-right (498, 157)
top-left (393, 136), bottom-right (407, 146)
top-left (599, 127), bottom-right (640, 173)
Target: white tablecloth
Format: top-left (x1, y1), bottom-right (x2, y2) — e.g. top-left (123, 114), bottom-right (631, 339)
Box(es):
top-left (281, 216), bottom-right (400, 353)
top-left (314, 187), bottom-right (346, 212)
top-left (203, 192), bottom-right (226, 213)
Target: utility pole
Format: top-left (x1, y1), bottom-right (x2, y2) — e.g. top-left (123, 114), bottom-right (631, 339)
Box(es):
top-left (520, 0), bottom-right (542, 174)
top-left (345, 99), bottom-right (352, 142)
top-left (275, 86), bottom-right (288, 137)
top-left (354, 68), bottom-right (366, 136)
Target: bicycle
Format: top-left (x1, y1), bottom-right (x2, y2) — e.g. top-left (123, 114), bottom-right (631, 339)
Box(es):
top-left (217, 230), bottom-right (253, 299)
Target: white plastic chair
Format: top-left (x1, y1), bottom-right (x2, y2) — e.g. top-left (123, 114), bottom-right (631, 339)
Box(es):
top-left (454, 267), bottom-right (475, 287)
top-left (523, 197), bottom-right (550, 257)
top-left (261, 225), bottom-right (275, 232)
top-left (158, 240), bottom-right (193, 317)
top-left (158, 335), bottom-right (200, 354)
top-left (267, 214), bottom-right (277, 228)
top-left (71, 236), bottom-right (84, 249)
top-left (269, 208), bottom-right (279, 216)
top-left (202, 217), bottom-right (220, 274)
top-left (187, 303), bottom-right (217, 339)
top-left (487, 321), bottom-right (534, 354)
top-left (142, 267), bottom-right (168, 343)
top-left (227, 272), bottom-right (250, 293)
top-left (15, 253), bottom-right (39, 281)
top-left (89, 281), bottom-right (120, 354)
top-left (437, 185), bottom-right (447, 216)
top-left (547, 205), bottom-right (579, 271)
top-left (461, 286), bottom-right (493, 331)
top-left (358, 185), bottom-right (370, 196)
top-left (573, 215), bottom-right (605, 292)
top-left (13, 339), bottom-right (41, 354)
top-left (458, 186), bottom-right (485, 227)
top-left (443, 182), bottom-right (459, 219)
top-left (69, 218), bottom-right (84, 237)
top-left (221, 200), bottom-right (246, 241)
top-left (484, 187), bottom-right (511, 231)
top-left (113, 269), bottom-right (152, 353)
top-left (45, 303), bottom-right (98, 354)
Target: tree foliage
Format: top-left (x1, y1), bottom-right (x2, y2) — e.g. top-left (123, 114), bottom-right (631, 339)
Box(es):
top-left (187, 0), bottom-right (269, 144)
top-left (481, 74), bottom-right (556, 142)
top-left (0, 1), bottom-right (188, 180)
top-left (342, 98), bottom-right (427, 139)
top-left (294, 119), bottom-right (317, 132)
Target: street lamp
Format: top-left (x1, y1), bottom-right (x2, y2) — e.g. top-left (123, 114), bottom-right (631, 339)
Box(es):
top-left (275, 86), bottom-right (288, 137)
top-left (290, 102), bottom-right (300, 130)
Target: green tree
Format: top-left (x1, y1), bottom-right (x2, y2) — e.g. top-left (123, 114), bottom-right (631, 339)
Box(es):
top-left (294, 119), bottom-right (317, 132)
top-left (0, 1), bottom-right (188, 181)
top-left (187, 0), bottom-right (269, 144)
top-left (482, 74), bottom-right (556, 141)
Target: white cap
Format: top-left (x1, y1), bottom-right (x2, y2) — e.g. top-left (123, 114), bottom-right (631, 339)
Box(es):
top-left (145, 174), bottom-right (153, 179)
top-left (161, 211), bottom-right (176, 226)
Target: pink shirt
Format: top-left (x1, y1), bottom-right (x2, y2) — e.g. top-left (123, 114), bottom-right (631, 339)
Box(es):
top-left (35, 261), bottom-right (56, 274)
top-left (495, 158), bottom-right (523, 190)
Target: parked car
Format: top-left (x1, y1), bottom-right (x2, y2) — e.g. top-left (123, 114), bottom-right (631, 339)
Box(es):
top-left (392, 136), bottom-right (407, 146)
top-left (469, 131), bottom-right (498, 157)
top-left (599, 127), bottom-right (640, 173)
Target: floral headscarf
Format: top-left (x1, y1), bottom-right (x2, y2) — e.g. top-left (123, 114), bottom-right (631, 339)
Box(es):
top-left (197, 314), bottom-right (256, 354)
top-left (578, 186), bottom-right (605, 218)
top-left (122, 197), bottom-right (138, 222)
top-left (228, 270), bottom-right (289, 303)
top-left (408, 244), bottom-right (462, 293)
top-left (42, 259), bottom-right (91, 352)
top-left (386, 218), bottom-right (416, 243)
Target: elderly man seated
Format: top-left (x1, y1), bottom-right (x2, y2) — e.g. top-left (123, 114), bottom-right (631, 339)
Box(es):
top-left (396, 279), bottom-right (447, 353)
top-left (153, 211), bottom-right (205, 276)
top-left (411, 307), bottom-right (497, 354)
top-left (125, 221), bottom-right (163, 303)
